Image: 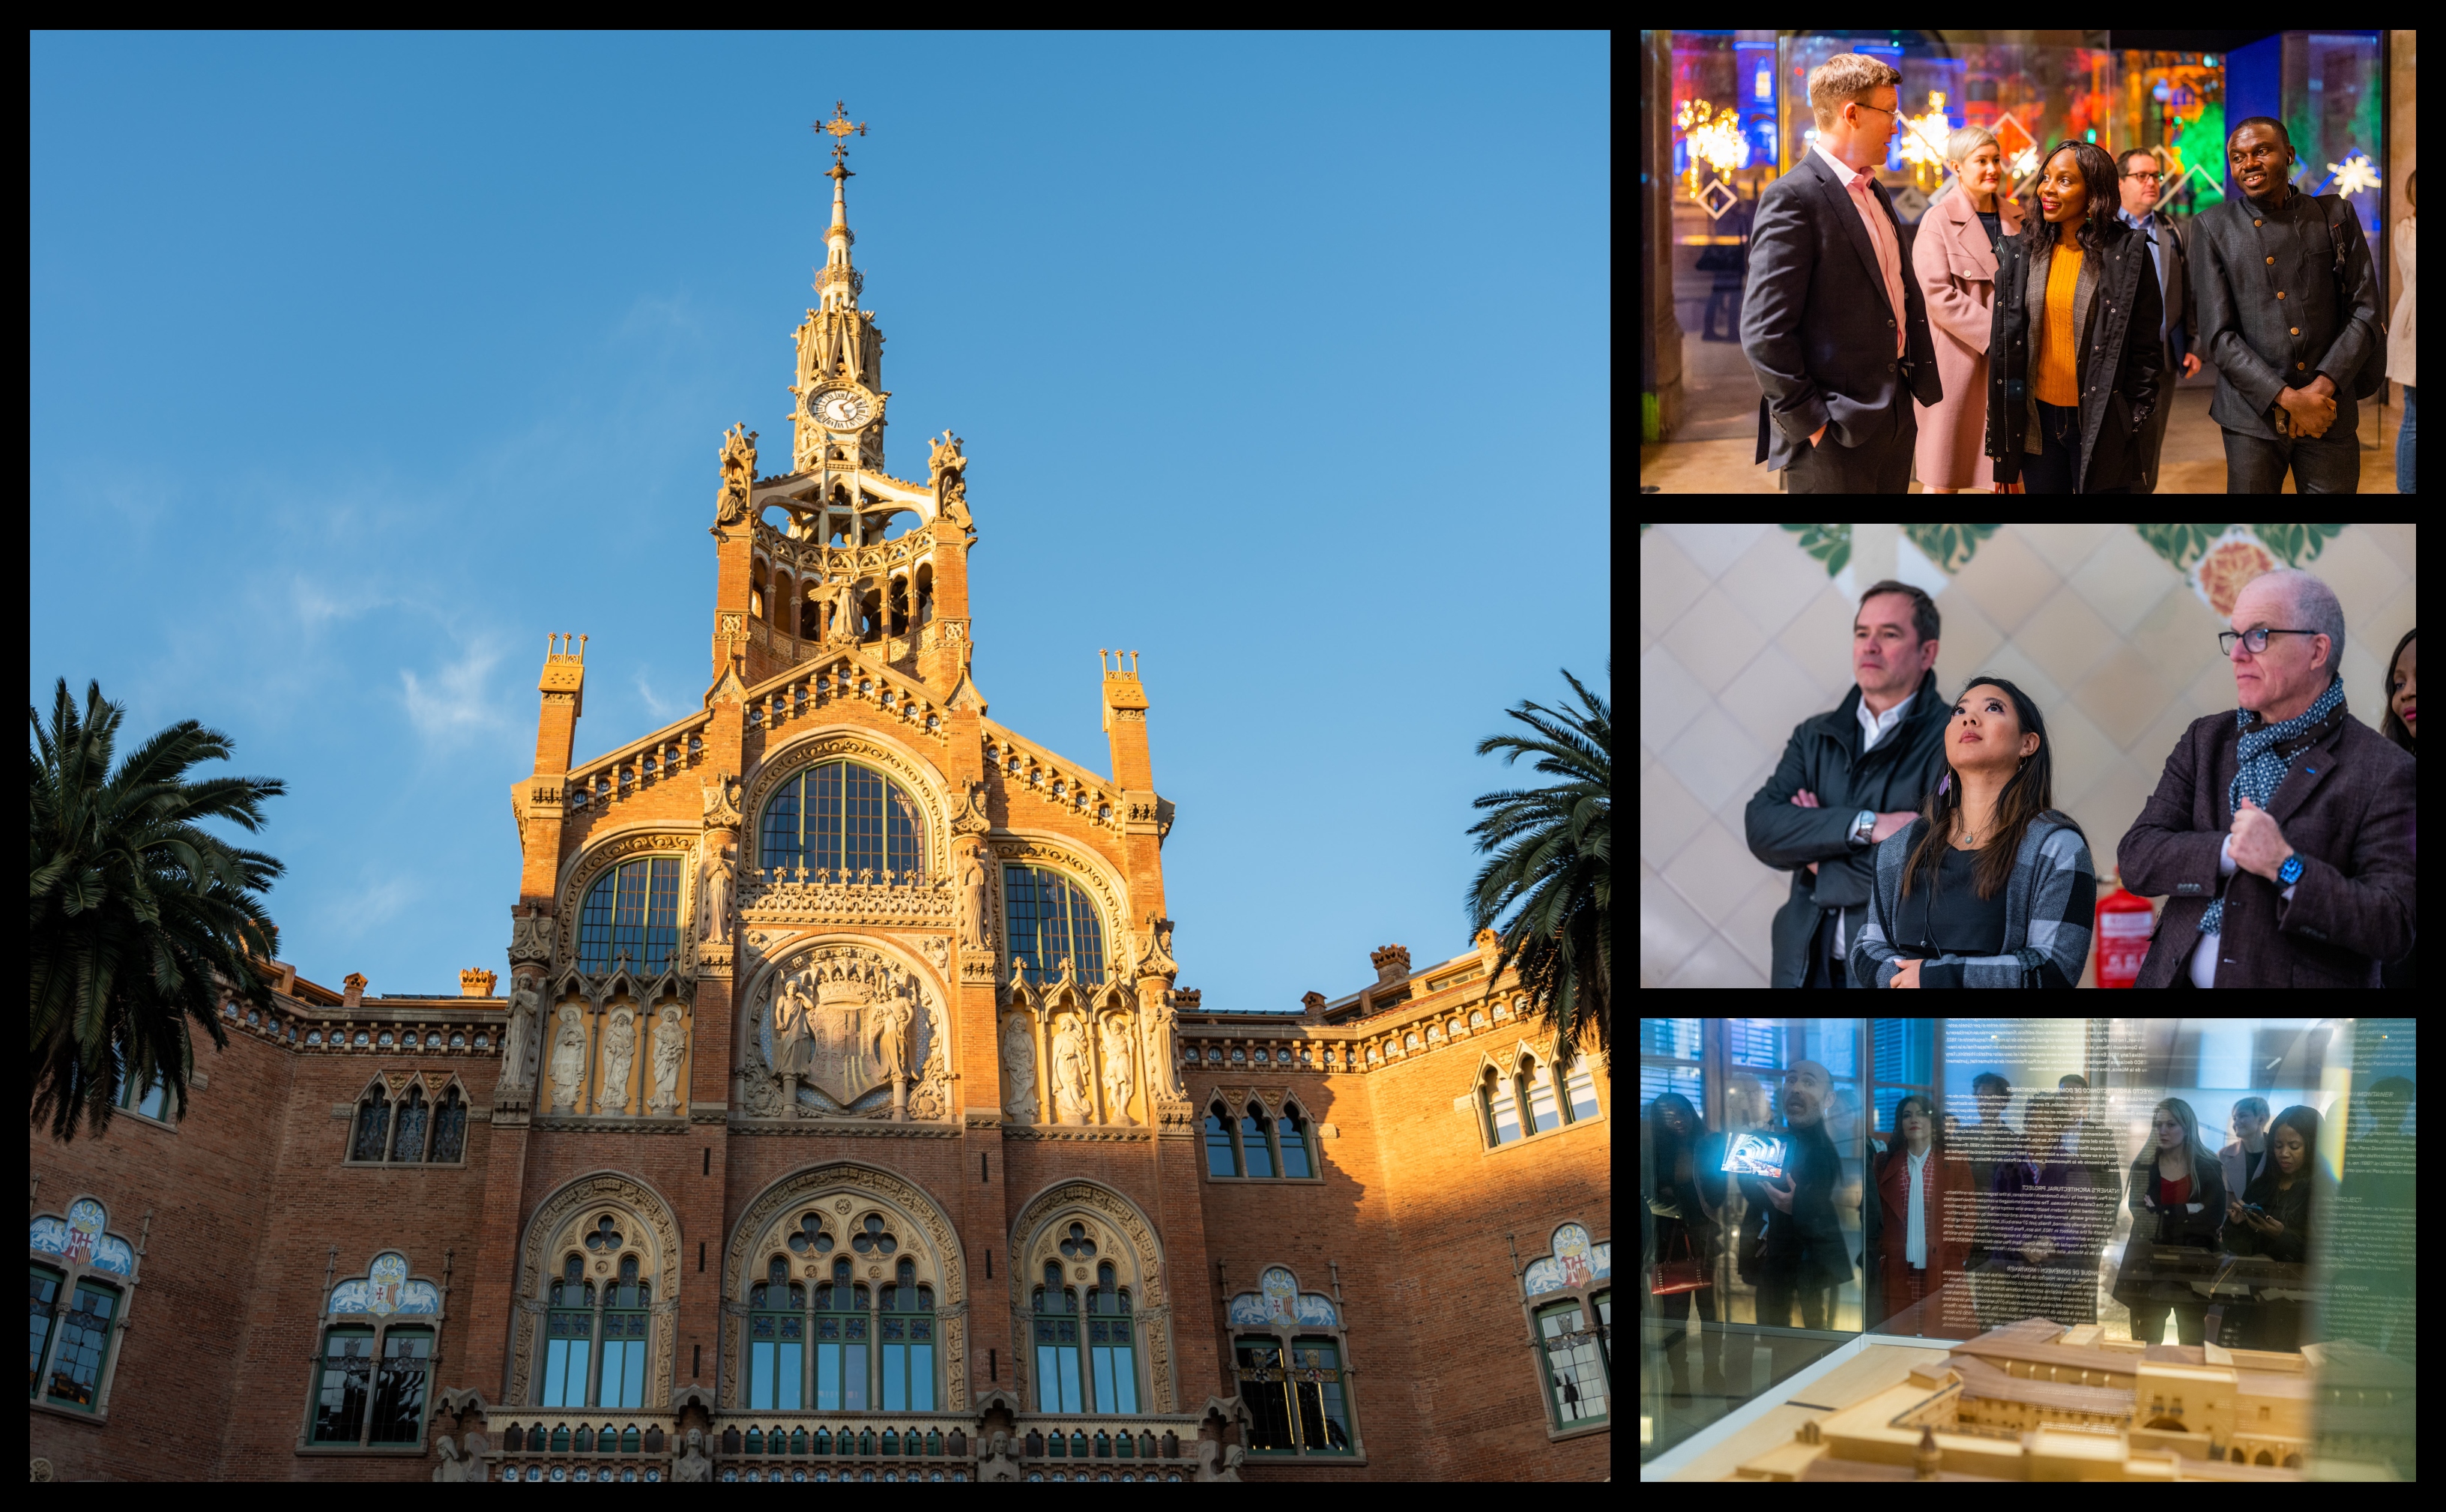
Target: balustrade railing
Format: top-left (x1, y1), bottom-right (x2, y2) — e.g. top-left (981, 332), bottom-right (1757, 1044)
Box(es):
top-left (567, 722), bottom-right (711, 813)
top-left (477, 1411), bottom-right (1202, 1484)
top-left (743, 656), bottom-right (948, 744)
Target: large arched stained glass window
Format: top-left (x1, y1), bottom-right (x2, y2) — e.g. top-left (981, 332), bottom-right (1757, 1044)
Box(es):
top-left (576, 857), bottom-right (682, 974)
top-left (761, 762), bottom-right (924, 883)
top-left (1002, 866), bottom-right (1104, 985)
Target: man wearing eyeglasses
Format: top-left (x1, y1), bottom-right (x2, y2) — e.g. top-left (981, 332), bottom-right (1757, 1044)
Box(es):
top-left (1742, 52), bottom-right (1942, 492)
top-left (2119, 568), bottom-right (2415, 988)
top-left (2116, 150), bottom-right (2202, 493)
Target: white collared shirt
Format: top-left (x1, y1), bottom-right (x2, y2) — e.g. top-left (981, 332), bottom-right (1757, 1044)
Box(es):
top-left (1905, 1146), bottom-right (1930, 1266)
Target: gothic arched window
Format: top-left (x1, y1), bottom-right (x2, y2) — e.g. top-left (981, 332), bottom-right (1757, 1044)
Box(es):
top-left (1001, 865), bottom-right (1105, 985)
top-left (878, 1257), bottom-right (937, 1411)
top-left (1204, 1102), bottom-right (1239, 1177)
top-left (1227, 1266), bottom-right (1356, 1457)
top-left (1031, 1260), bottom-right (1083, 1413)
top-left (576, 856), bottom-right (683, 975)
top-left (1482, 1065), bottom-right (1523, 1146)
top-left (761, 761), bottom-right (924, 883)
top-left (600, 1256), bottom-right (651, 1409)
top-left (1524, 1055), bottom-right (1562, 1134)
top-left (1240, 1102), bottom-right (1276, 1179)
top-left (309, 1251), bottom-right (442, 1449)
top-left (748, 1257), bottom-right (804, 1411)
top-left (1278, 1105), bottom-right (1315, 1180)
top-left (1520, 1222), bottom-right (1613, 1431)
top-left (350, 1084), bottom-right (390, 1164)
top-left (1562, 1059), bottom-right (1602, 1124)
top-left (1086, 1260), bottom-right (1138, 1413)
top-left (389, 1085), bottom-right (429, 1163)
top-left (541, 1257), bottom-right (595, 1409)
top-left (429, 1086), bottom-right (468, 1163)
top-left (815, 1257), bottom-right (871, 1411)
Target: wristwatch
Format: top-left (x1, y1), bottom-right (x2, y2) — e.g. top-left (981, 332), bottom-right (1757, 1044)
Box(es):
top-left (2277, 853), bottom-right (2304, 886)
top-left (1851, 809), bottom-right (1877, 845)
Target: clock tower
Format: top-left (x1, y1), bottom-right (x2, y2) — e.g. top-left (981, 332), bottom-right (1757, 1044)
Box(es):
top-left (791, 103), bottom-right (889, 487)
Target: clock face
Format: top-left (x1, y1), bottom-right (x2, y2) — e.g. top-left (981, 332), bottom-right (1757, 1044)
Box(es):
top-left (812, 389), bottom-right (870, 431)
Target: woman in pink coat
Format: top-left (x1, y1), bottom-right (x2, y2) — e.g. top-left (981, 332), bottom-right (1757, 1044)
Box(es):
top-left (1912, 128), bottom-right (2025, 492)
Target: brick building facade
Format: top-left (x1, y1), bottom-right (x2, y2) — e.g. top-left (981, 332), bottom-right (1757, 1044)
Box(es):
top-left (28, 118), bottom-right (1610, 1483)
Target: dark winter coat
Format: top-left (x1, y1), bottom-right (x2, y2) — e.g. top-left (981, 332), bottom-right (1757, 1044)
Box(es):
top-left (1984, 215), bottom-right (2163, 492)
top-left (1743, 668), bottom-right (1952, 990)
top-left (2111, 1147), bottom-right (2228, 1309)
top-left (1735, 1119), bottom-right (1852, 1293)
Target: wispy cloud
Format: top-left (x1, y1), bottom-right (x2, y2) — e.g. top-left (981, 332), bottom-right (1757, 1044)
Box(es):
top-left (400, 639), bottom-right (509, 752)
top-left (634, 668), bottom-right (686, 720)
top-left (314, 872), bottom-right (423, 949)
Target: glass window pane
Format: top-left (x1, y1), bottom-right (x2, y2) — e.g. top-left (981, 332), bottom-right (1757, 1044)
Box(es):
top-left (843, 1342), bottom-right (867, 1411)
top-left (761, 774), bottom-right (804, 876)
top-left (1279, 1119), bottom-right (1313, 1179)
top-left (1491, 1083), bottom-right (1521, 1144)
top-left (1236, 1339), bottom-right (1296, 1451)
top-left (1004, 865), bottom-right (1042, 982)
top-left (1055, 1345), bottom-right (1081, 1412)
top-left (1205, 1110), bottom-right (1239, 1176)
top-left (1565, 1065), bottom-right (1601, 1124)
top-left (1242, 1116), bottom-right (1275, 1179)
top-left (429, 1092), bottom-right (466, 1162)
top-left (1292, 1340), bottom-right (1351, 1452)
top-left (29, 1266), bottom-right (62, 1392)
top-left (390, 1092), bottom-right (429, 1163)
top-left (842, 764), bottom-right (884, 880)
top-left (1873, 1017), bottom-right (1936, 1086)
top-left (1529, 1074), bottom-right (1562, 1134)
top-left (578, 868), bottom-right (617, 973)
top-left (749, 1340), bottom-right (774, 1409)
top-left (1091, 1343), bottom-right (1117, 1410)
top-left (350, 1093), bottom-right (390, 1164)
top-left (882, 1343), bottom-right (907, 1411)
top-left (645, 856), bottom-right (681, 973)
top-left (135, 1074), bottom-right (171, 1120)
top-left (612, 859), bottom-right (647, 970)
top-left (312, 1326), bottom-right (375, 1440)
top-left (816, 1341), bottom-right (841, 1412)
top-left (909, 1343), bottom-right (934, 1411)
top-left (368, 1329), bottom-right (431, 1442)
top-left (1539, 1304), bottom-right (1607, 1424)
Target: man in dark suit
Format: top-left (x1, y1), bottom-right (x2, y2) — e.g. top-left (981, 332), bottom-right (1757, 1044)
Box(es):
top-left (2115, 148), bottom-right (2202, 494)
top-left (2119, 569), bottom-right (2416, 987)
top-left (1742, 52), bottom-right (1943, 493)
top-left (2192, 117), bottom-right (2384, 493)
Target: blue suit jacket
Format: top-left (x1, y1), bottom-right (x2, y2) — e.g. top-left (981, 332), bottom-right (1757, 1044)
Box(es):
top-left (1742, 150), bottom-right (1944, 471)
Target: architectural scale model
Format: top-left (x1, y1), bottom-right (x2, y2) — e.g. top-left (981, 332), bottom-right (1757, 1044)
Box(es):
top-left (1733, 1318), bottom-right (2409, 1481)
top-left (26, 106), bottom-right (1611, 1483)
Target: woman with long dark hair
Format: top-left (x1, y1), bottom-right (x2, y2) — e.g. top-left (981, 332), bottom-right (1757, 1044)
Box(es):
top-left (1643, 1092), bottom-right (1727, 1396)
top-left (1867, 1092), bottom-right (1978, 1336)
top-left (1985, 139), bottom-right (2163, 492)
top-left (1849, 675), bottom-right (2096, 988)
top-left (2226, 1104), bottom-right (2322, 1349)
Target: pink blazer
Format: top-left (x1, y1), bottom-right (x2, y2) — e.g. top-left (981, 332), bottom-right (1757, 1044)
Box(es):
top-left (1911, 185), bottom-right (2025, 490)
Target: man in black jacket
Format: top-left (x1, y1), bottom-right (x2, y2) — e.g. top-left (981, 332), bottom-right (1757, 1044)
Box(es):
top-left (1745, 580), bottom-right (1951, 988)
top-left (2193, 117), bottom-right (2384, 493)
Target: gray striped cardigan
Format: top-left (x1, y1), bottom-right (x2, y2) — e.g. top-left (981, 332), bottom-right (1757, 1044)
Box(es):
top-left (1849, 813), bottom-right (2096, 989)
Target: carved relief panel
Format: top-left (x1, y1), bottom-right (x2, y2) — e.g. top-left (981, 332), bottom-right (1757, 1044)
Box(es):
top-left (740, 941), bottom-right (949, 1121)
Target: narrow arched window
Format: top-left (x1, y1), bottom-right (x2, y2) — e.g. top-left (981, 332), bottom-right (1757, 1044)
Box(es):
top-left (429, 1086), bottom-right (467, 1163)
top-left (1033, 1260), bottom-right (1083, 1412)
top-left (878, 1257), bottom-right (936, 1411)
top-left (815, 1257), bottom-right (869, 1411)
top-left (576, 856), bottom-right (683, 975)
top-left (600, 1255), bottom-right (650, 1409)
top-left (1537, 1293), bottom-right (1610, 1426)
top-left (1205, 1102), bottom-right (1239, 1177)
top-left (351, 1086), bottom-right (391, 1164)
top-left (388, 1085), bottom-right (429, 1162)
top-left (1001, 865), bottom-right (1105, 985)
top-left (1562, 1059), bottom-right (1601, 1123)
top-left (1278, 1107), bottom-right (1314, 1179)
top-left (541, 1257), bottom-right (594, 1408)
top-left (748, 1257), bottom-right (803, 1412)
top-left (1525, 1059), bottom-right (1562, 1134)
top-left (1242, 1103), bottom-right (1276, 1179)
top-left (311, 1327), bottom-right (376, 1441)
top-left (367, 1327), bottom-right (433, 1442)
top-left (762, 761), bottom-right (924, 883)
top-left (1087, 1260), bottom-right (1138, 1413)
top-left (1483, 1068), bottom-right (1521, 1146)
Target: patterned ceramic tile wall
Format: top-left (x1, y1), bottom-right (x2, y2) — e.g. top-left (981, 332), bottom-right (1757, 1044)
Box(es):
top-left (1640, 522), bottom-right (2418, 989)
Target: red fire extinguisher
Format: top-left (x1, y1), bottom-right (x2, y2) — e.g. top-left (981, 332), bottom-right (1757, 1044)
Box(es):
top-left (2094, 867), bottom-right (2155, 988)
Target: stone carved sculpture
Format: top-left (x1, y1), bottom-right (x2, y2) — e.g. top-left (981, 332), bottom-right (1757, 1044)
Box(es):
top-left (959, 850), bottom-right (991, 950)
top-left (601, 1009), bottom-right (636, 1115)
top-left (508, 910), bottom-right (554, 967)
top-left (671, 1428), bottom-right (713, 1482)
top-left (1051, 1016), bottom-right (1093, 1125)
top-left (1147, 991), bottom-right (1186, 1098)
top-left (829, 578), bottom-right (857, 644)
top-left (715, 423), bottom-right (757, 527)
top-left (1000, 1012), bottom-right (1036, 1124)
top-left (700, 770), bottom-right (743, 830)
top-left (549, 1005), bottom-right (588, 1113)
top-left (497, 973), bottom-right (541, 1101)
top-left (431, 1433), bottom-right (468, 1481)
top-left (773, 974), bottom-right (818, 1116)
top-left (1100, 1014), bottom-right (1137, 1125)
top-left (875, 994), bottom-right (912, 1113)
top-left (649, 1007), bottom-right (686, 1116)
top-left (696, 841), bottom-right (735, 946)
top-left (977, 1428), bottom-right (1022, 1482)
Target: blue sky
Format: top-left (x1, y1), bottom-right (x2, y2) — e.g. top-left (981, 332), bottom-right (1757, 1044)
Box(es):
top-left (30, 32), bottom-right (1611, 1011)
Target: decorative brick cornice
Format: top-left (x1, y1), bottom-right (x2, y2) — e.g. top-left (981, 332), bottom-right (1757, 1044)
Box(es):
top-left (728, 1117), bottom-right (961, 1137)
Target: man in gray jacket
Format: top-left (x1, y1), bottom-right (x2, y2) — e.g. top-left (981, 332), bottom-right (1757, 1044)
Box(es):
top-left (1744, 580), bottom-right (1951, 988)
top-left (2192, 118), bottom-right (2384, 493)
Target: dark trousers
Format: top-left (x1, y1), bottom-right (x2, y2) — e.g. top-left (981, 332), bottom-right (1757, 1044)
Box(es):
top-left (1781, 404), bottom-right (1915, 493)
top-left (1802, 909), bottom-right (1852, 988)
top-left (2134, 338), bottom-right (2178, 493)
top-left (2128, 1298), bottom-right (2208, 1346)
top-left (2223, 422), bottom-right (2361, 493)
top-left (2022, 400), bottom-right (2133, 494)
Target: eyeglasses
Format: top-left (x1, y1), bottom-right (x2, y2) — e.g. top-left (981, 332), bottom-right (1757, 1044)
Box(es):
top-left (2220, 626), bottom-right (2319, 655)
top-left (1849, 100), bottom-right (1897, 121)
top-left (2123, 172), bottom-right (2164, 184)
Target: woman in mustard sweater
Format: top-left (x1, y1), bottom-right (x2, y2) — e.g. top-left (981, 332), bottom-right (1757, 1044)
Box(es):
top-left (1984, 140), bottom-right (2163, 492)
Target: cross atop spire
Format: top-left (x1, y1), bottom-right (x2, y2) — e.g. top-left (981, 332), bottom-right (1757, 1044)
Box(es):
top-left (815, 100), bottom-right (867, 166)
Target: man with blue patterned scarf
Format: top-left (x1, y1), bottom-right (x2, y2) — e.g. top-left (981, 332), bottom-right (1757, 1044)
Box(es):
top-left (2120, 569), bottom-right (2417, 988)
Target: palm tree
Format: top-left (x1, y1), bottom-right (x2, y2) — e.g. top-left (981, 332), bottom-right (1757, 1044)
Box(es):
top-left (28, 679), bottom-right (286, 1142)
top-left (1466, 664), bottom-right (1610, 1078)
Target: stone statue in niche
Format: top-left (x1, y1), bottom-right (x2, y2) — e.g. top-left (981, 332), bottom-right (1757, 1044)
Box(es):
top-left (549, 1005), bottom-right (589, 1113)
top-left (999, 1011), bottom-right (1036, 1124)
top-left (976, 1428), bottom-right (1022, 1482)
top-left (875, 993), bottom-right (912, 1092)
top-left (829, 578), bottom-right (857, 644)
top-left (959, 850), bottom-right (991, 950)
top-left (696, 841), bottom-right (735, 945)
top-left (601, 1009), bottom-right (637, 1115)
top-left (715, 423), bottom-right (757, 527)
top-left (649, 1006), bottom-right (686, 1116)
top-left (1051, 1016), bottom-right (1093, 1125)
top-left (498, 974), bottom-right (540, 1099)
top-left (773, 974), bottom-right (818, 1116)
top-left (1100, 1014), bottom-right (1137, 1125)
top-left (431, 1433), bottom-right (469, 1481)
top-left (671, 1428), bottom-right (713, 1482)
top-left (1147, 990), bottom-right (1186, 1097)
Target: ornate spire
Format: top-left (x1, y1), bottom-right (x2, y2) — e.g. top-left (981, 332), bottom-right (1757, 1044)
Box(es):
top-left (815, 102), bottom-right (867, 313)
